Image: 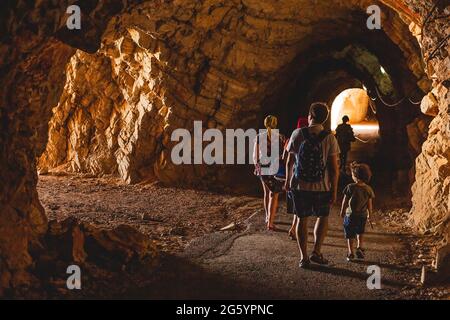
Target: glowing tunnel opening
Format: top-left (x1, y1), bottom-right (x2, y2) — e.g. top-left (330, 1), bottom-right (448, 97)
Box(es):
top-left (331, 88), bottom-right (380, 164)
top-left (331, 88), bottom-right (379, 136)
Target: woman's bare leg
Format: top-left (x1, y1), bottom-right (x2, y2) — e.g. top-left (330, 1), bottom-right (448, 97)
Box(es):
top-left (267, 192), bottom-right (279, 228)
top-left (261, 182), bottom-right (269, 223)
top-left (289, 215), bottom-right (298, 237)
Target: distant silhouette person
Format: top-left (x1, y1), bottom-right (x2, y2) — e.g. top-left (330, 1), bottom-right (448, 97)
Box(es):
top-left (335, 116), bottom-right (356, 171)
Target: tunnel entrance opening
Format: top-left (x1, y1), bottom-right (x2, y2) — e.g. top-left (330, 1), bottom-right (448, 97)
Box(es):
top-left (331, 88), bottom-right (380, 165)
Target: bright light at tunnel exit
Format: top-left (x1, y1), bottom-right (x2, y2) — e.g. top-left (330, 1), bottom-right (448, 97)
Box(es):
top-left (351, 124), bottom-right (380, 132)
top-left (331, 88), bottom-right (379, 137)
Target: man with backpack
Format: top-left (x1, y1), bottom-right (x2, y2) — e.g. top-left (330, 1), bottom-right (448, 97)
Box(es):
top-left (335, 115), bottom-right (356, 171)
top-left (285, 103), bottom-right (340, 268)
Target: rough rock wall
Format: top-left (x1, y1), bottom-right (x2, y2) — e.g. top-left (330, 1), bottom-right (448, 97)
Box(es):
top-left (0, 0), bottom-right (144, 296)
top-left (39, 0), bottom-right (425, 189)
top-left (0, 39), bottom-right (75, 293)
top-left (38, 52), bottom-right (120, 176)
top-left (410, 0), bottom-right (450, 242)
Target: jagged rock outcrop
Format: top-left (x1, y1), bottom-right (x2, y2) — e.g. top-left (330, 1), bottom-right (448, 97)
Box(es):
top-left (44, 217), bottom-right (157, 267)
top-left (407, 115), bottom-right (433, 157)
top-left (38, 47), bottom-right (167, 183)
top-left (409, 1), bottom-right (450, 243)
top-left (412, 83), bottom-right (449, 238)
top-left (28, 217), bottom-right (157, 298)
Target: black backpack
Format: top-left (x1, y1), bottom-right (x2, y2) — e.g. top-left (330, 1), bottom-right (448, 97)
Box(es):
top-left (294, 128), bottom-right (329, 183)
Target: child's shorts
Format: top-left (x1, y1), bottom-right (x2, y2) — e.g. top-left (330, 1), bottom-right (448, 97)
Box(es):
top-left (343, 214), bottom-right (367, 239)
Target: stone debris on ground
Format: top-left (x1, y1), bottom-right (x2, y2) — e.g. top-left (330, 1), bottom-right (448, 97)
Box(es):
top-left (38, 175), bottom-right (261, 253)
top-left (376, 204), bottom-right (449, 299)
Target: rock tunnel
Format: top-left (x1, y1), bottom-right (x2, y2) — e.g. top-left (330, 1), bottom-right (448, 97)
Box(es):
top-left (0, 0), bottom-right (449, 296)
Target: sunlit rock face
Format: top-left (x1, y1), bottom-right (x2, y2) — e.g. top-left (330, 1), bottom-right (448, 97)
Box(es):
top-left (408, 1), bottom-right (450, 243)
top-left (0, 0), bottom-right (448, 296)
top-left (412, 82), bottom-right (450, 240)
top-left (37, 46), bottom-right (166, 184)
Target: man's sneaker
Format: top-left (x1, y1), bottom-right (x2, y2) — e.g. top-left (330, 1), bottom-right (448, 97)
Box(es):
top-left (299, 259), bottom-right (311, 269)
top-left (356, 247), bottom-right (365, 259)
top-left (346, 253), bottom-right (355, 262)
top-left (310, 252), bottom-right (329, 265)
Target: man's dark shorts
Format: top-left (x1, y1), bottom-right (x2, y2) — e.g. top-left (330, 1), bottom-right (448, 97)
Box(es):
top-left (286, 191), bottom-right (295, 214)
top-left (343, 214), bottom-right (367, 239)
top-left (292, 190), bottom-right (332, 218)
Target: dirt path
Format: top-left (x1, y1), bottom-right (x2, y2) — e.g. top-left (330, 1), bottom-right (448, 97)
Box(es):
top-left (134, 198), bottom-right (447, 300)
top-left (38, 175), bottom-right (447, 299)
top-left (171, 205), bottom-right (421, 299)
top-left (38, 175), bottom-right (260, 253)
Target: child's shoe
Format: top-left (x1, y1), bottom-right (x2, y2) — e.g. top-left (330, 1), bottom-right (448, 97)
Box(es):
top-left (356, 247), bottom-right (365, 259)
top-left (346, 253), bottom-right (355, 262)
